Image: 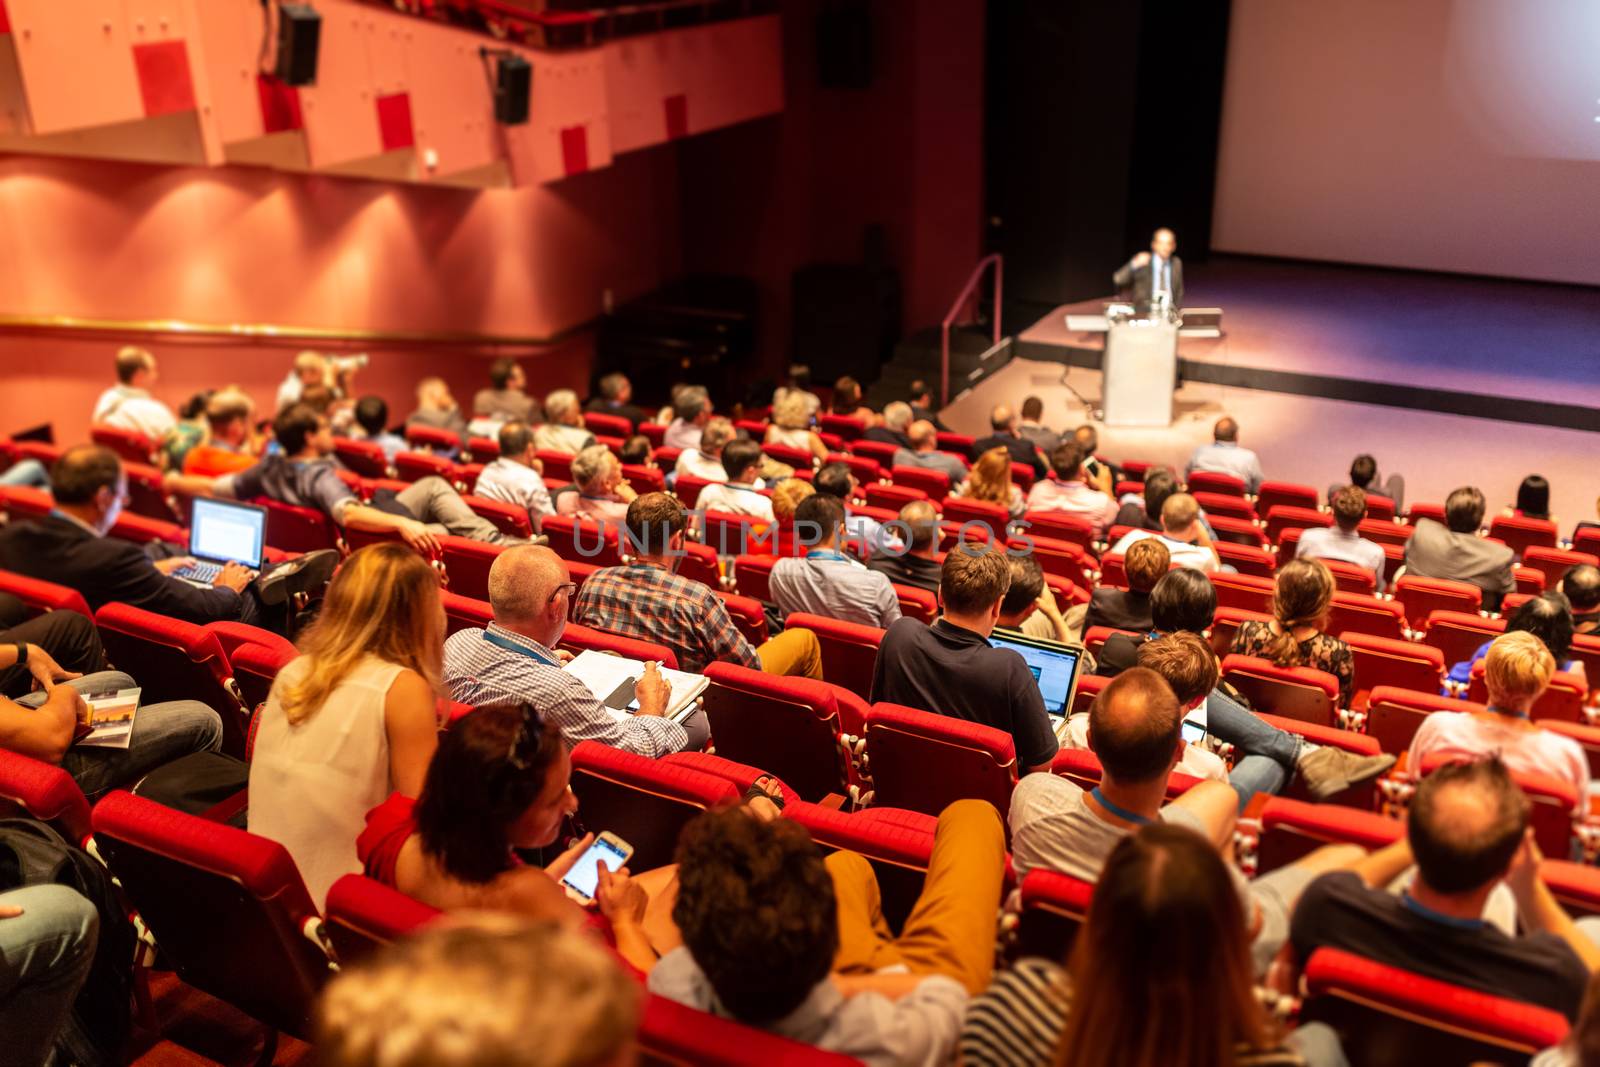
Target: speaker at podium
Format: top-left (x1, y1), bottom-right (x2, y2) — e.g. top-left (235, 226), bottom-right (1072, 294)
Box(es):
top-left (1063, 304), bottom-right (1223, 427)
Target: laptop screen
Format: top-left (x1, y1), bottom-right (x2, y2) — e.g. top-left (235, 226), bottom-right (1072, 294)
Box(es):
top-left (188, 498), bottom-right (267, 569)
top-left (989, 632), bottom-right (1086, 718)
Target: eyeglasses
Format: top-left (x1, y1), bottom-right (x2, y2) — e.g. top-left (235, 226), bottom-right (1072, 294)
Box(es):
top-left (546, 582), bottom-right (578, 607)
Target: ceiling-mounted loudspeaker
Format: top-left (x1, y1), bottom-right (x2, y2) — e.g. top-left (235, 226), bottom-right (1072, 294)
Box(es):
top-left (493, 54), bottom-right (532, 125)
top-left (275, 3), bottom-right (322, 87)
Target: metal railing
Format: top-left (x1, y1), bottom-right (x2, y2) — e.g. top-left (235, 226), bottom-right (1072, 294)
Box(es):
top-left (940, 253), bottom-right (1002, 406)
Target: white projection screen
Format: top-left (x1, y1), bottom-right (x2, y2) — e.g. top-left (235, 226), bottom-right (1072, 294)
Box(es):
top-left (1212, 0), bottom-right (1600, 285)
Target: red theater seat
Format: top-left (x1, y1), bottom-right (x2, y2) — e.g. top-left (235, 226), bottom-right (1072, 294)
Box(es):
top-left (702, 663), bottom-right (865, 803)
top-left (1343, 633), bottom-right (1444, 711)
top-left (461, 494), bottom-right (533, 540)
top-left (323, 874), bottom-right (441, 966)
top-left (890, 466), bottom-right (951, 505)
top-left (1254, 481), bottom-right (1320, 517)
top-left (1254, 796), bottom-right (1402, 874)
top-left (1522, 545), bottom-right (1599, 591)
top-left (1421, 610), bottom-right (1504, 669)
top-left (1187, 470), bottom-right (1247, 497)
top-left (1467, 661), bottom-right (1585, 724)
top-left (864, 703), bottom-right (1017, 817)
top-left (568, 742), bottom-right (740, 871)
top-left (0, 484), bottom-right (55, 522)
top-left (1215, 541), bottom-right (1276, 578)
top-left (1210, 572), bottom-right (1276, 614)
top-left (715, 589), bottom-right (769, 646)
top-left (1365, 686), bottom-right (1477, 756)
top-left (1220, 654), bottom-right (1341, 726)
top-left (893, 584), bottom-right (939, 624)
top-left (943, 496), bottom-right (1011, 540)
top-left (91, 425), bottom-right (157, 464)
top-left (542, 514), bottom-right (622, 566)
top-left (733, 553), bottom-right (777, 601)
top-left (1209, 514), bottom-right (1269, 549)
top-left (555, 622), bottom-right (679, 671)
top-left (1327, 591), bottom-right (1407, 642)
top-left (1392, 575), bottom-right (1482, 630)
top-left (638, 995), bottom-right (865, 1067)
top-left (256, 498), bottom-right (340, 554)
top-left (123, 461), bottom-right (183, 524)
top-left (864, 482), bottom-right (928, 512)
top-left (849, 439), bottom-right (901, 470)
top-left (0, 569), bottom-right (92, 620)
top-left (403, 424), bottom-right (462, 454)
top-left (1263, 505), bottom-right (1331, 547)
top-left (441, 590), bottom-right (493, 635)
top-left (819, 414), bottom-right (867, 441)
top-left (1487, 514), bottom-right (1559, 561)
top-left (1049, 747), bottom-right (1202, 801)
top-left (583, 411), bottom-right (632, 439)
top-left (1013, 868), bottom-right (1095, 962)
top-left (783, 801), bottom-right (938, 932)
top-left (1193, 491), bottom-right (1258, 522)
top-left (1023, 511), bottom-right (1097, 553)
top-left (0, 750), bottom-right (92, 844)
top-left (436, 535), bottom-right (504, 600)
top-left (332, 438), bottom-right (390, 478)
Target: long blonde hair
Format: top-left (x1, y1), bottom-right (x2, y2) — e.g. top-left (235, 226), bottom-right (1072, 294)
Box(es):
top-left (966, 446), bottom-right (1015, 506)
top-left (278, 543), bottom-right (444, 725)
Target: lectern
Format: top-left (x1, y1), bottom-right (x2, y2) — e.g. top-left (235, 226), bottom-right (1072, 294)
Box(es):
top-left (1103, 307), bottom-right (1179, 427)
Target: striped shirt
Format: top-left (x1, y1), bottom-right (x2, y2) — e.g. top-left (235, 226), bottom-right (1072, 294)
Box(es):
top-left (961, 958), bottom-right (1304, 1067)
top-left (573, 561), bottom-right (761, 675)
top-left (442, 622), bottom-right (687, 757)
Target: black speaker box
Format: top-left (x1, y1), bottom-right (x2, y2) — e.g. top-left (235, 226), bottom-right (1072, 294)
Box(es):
top-left (494, 54), bottom-right (532, 125)
top-left (274, 3), bottom-right (322, 87)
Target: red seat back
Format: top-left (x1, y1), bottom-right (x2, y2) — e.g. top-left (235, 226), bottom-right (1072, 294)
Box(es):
top-left (674, 473), bottom-right (715, 509)
top-left (1344, 633), bottom-right (1444, 709)
top-left (1022, 510), bottom-right (1096, 552)
top-left (583, 411), bottom-right (633, 439)
top-left (890, 465), bottom-right (951, 504)
top-left (620, 463), bottom-right (665, 494)
top-left (542, 514), bottom-right (622, 566)
top-left (568, 742), bottom-right (740, 871)
top-left (557, 622), bottom-right (680, 672)
top-left (0, 749), bottom-right (92, 843)
top-left (639, 994), bottom-right (865, 1066)
top-left (1186, 470), bottom-right (1247, 497)
top-left (1327, 591), bottom-right (1406, 641)
top-left (394, 450), bottom-right (458, 486)
top-left (91, 791), bottom-right (332, 1037)
top-left (849, 439), bottom-right (900, 470)
top-left (785, 802), bottom-right (937, 933)
top-left (761, 441), bottom-right (815, 470)
top-left (934, 431), bottom-right (975, 458)
top-left (1220, 654), bottom-right (1340, 726)
top-left (819, 414), bottom-right (867, 441)
top-left (0, 484), bottom-right (56, 521)
top-left (1049, 747), bottom-right (1202, 801)
top-left (441, 590), bottom-right (494, 635)
top-left (1420, 610), bottom-right (1504, 669)
top-left (1214, 541), bottom-right (1275, 577)
top-left (1357, 517), bottom-right (1412, 547)
top-left (783, 611), bottom-right (882, 709)
top-left (715, 590), bottom-right (769, 646)
top-left (676, 542), bottom-right (724, 590)
top-left (323, 874), bottom-right (441, 965)
top-left (403, 424), bottom-right (462, 453)
top-left (460, 494), bottom-right (533, 540)
top-left (1487, 514), bottom-right (1559, 561)
top-left (1392, 575), bottom-right (1482, 630)
top-left (1366, 686), bottom-right (1478, 756)
top-left (91, 424), bottom-right (156, 464)
top-left (0, 569), bottom-right (92, 619)
top-left (1210, 606), bottom-right (1271, 658)
top-left (864, 703), bottom-right (1017, 817)
top-left (464, 436), bottom-right (499, 465)
top-left (1321, 557), bottom-right (1378, 595)
top-left (1210, 571), bottom-right (1276, 614)
top-left (437, 535), bottom-right (505, 600)
top-left (256, 497), bottom-right (340, 553)
top-left (1208, 514), bottom-right (1269, 548)
top-left (1263, 504), bottom-right (1331, 547)
top-left (1522, 545), bottom-right (1599, 591)
top-left (893, 583), bottom-right (938, 624)
top-left (702, 663), bottom-right (856, 803)
top-left (733, 554), bottom-right (778, 602)
top-left (863, 482), bottom-right (927, 512)
top-left (1254, 481), bottom-right (1319, 517)
top-left (1256, 797), bottom-right (1403, 874)
top-left (122, 461), bottom-right (183, 524)
top-left (109, 512), bottom-right (185, 546)
top-left (1192, 491), bottom-right (1258, 522)
top-left (701, 511), bottom-right (771, 558)
top-left (1014, 869), bottom-right (1095, 963)
top-left (942, 496), bottom-right (1011, 541)
top-left (332, 439), bottom-right (390, 478)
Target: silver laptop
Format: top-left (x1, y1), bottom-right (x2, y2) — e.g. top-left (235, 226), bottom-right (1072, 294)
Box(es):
top-left (174, 498), bottom-right (267, 587)
top-left (989, 632), bottom-right (1087, 733)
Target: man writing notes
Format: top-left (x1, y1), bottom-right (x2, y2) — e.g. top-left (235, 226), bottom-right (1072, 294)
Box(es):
top-left (1113, 227), bottom-right (1184, 311)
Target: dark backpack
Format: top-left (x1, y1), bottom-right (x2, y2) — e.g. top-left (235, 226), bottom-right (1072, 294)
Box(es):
top-left (0, 817), bottom-right (135, 1067)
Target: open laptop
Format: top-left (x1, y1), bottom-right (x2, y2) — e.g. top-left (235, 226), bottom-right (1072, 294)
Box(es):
top-left (989, 631), bottom-right (1086, 736)
top-left (173, 498), bottom-right (267, 587)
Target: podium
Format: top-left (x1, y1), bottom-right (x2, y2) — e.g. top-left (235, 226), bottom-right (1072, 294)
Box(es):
top-left (1103, 310), bottom-right (1178, 426)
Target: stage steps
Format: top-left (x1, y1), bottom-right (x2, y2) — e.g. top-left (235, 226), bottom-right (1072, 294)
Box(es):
top-left (863, 324), bottom-right (1010, 410)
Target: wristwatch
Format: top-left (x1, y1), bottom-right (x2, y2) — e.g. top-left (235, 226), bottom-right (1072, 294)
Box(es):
top-left (14, 641), bottom-right (27, 668)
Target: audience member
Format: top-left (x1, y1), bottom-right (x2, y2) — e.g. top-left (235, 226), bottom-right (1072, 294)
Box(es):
top-left (0, 884), bottom-right (100, 1067)
top-left (1231, 559), bottom-right (1355, 708)
top-left (771, 495), bottom-right (900, 628)
top-left (555, 444), bottom-right (635, 523)
top-left (1531, 971), bottom-right (1600, 1067)
top-left (0, 457), bottom-right (50, 490)
top-left (180, 387), bottom-right (258, 477)
top-left (813, 462), bottom-right (903, 556)
top-left (872, 546), bottom-right (1059, 772)
top-left (1071, 424), bottom-right (1115, 495)
top-left (1086, 536), bottom-right (1169, 633)
top-left (1565, 564), bottom-right (1600, 635)
top-left (1187, 416), bottom-right (1263, 494)
top-left (315, 916), bottom-right (640, 1067)
top-left (974, 405), bottom-right (1048, 480)
top-left (0, 446), bottom-right (330, 630)
top-left (405, 377), bottom-right (468, 448)
top-left (962, 824), bottom-right (1313, 1067)
top-left (1513, 474), bottom-right (1554, 521)
top-left (584, 371), bottom-right (647, 430)
top-left (772, 365), bottom-right (821, 422)
top-left (1111, 492), bottom-right (1220, 572)
top-left (1290, 757), bottom-right (1595, 1019)
top-left (892, 420), bottom-right (968, 483)
top-left (771, 476), bottom-right (815, 526)
top-left (0, 598), bottom-right (103, 698)
top-left (1331, 452), bottom-right (1404, 512)
top-left (618, 434), bottom-right (654, 467)
top-left (862, 401), bottom-right (913, 449)
top-left (674, 416), bottom-right (736, 482)
top-left (1026, 439), bottom-right (1118, 536)
top-left (532, 390), bottom-right (597, 456)
top-left (954, 446), bottom-right (1026, 521)
top-left (275, 350), bottom-right (329, 413)
top-left (1296, 485), bottom-right (1386, 591)
top-left (695, 439), bottom-right (773, 520)
top-left (996, 554), bottom-right (1071, 645)
top-left (473, 421), bottom-right (554, 533)
top-left (1417, 630), bottom-right (1588, 797)
top-left (472, 357), bottom-right (541, 426)
top-left (1113, 464), bottom-right (1177, 532)
top-left (1015, 395), bottom-right (1060, 456)
top-left (92, 346), bottom-right (175, 441)
top-left (348, 395), bottom-right (406, 467)
top-left (908, 378), bottom-right (950, 432)
top-left (664, 385), bottom-right (712, 450)
top-left (249, 545), bottom-right (444, 905)
top-left (1404, 485), bottom-right (1515, 611)
top-left (1009, 668), bottom-right (1360, 976)
top-left (170, 405), bottom-right (519, 548)
top-left (573, 494), bottom-right (821, 677)
top-left (1447, 592), bottom-right (1586, 688)
top-left (155, 389), bottom-right (211, 473)
top-left (650, 798), bottom-right (1006, 1064)
top-left (766, 394), bottom-right (827, 465)
top-left (866, 500), bottom-right (942, 594)
top-left (829, 376), bottom-right (874, 423)
top-left (442, 546), bottom-right (701, 754)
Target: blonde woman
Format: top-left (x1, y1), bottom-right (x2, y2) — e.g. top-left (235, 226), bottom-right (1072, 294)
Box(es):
top-left (954, 445), bottom-right (1026, 519)
top-left (766, 392), bottom-right (829, 464)
top-left (248, 544), bottom-right (445, 906)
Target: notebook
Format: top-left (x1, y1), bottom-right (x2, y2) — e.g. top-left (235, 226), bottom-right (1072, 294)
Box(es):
top-left (563, 650), bottom-right (709, 722)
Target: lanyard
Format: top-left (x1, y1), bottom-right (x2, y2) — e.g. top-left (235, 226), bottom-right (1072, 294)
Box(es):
top-left (1484, 704), bottom-right (1529, 720)
top-left (1400, 891), bottom-right (1484, 930)
top-left (806, 551), bottom-right (850, 562)
top-left (1091, 787), bottom-right (1152, 826)
top-left (481, 628), bottom-right (562, 669)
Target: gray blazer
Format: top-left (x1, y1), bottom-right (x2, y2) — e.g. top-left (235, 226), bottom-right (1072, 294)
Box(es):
top-left (1402, 518), bottom-right (1514, 607)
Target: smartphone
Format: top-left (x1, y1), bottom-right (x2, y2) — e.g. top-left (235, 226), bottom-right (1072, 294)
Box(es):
top-left (1181, 720), bottom-right (1206, 745)
top-left (559, 831), bottom-right (634, 905)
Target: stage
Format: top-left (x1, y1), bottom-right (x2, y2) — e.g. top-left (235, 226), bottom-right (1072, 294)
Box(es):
top-left (1013, 256), bottom-right (1600, 432)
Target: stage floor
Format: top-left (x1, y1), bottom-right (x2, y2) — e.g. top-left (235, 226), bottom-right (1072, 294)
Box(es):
top-left (1015, 256), bottom-right (1600, 431)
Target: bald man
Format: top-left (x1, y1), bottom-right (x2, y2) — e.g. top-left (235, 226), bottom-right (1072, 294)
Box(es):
top-left (891, 421), bottom-right (967, 483)
top-left (441, 545), bottom-right (707, 755)
top-left (1186, 416), bottom-right (1264, 495)
top-left (1113, 227), bottom-right (1183, 310)
top-left (973, 404), bottom-right (1048, 480)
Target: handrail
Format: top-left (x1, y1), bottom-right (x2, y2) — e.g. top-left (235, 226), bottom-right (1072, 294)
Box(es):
top-left (940, 253), bottom-right (1003, 407)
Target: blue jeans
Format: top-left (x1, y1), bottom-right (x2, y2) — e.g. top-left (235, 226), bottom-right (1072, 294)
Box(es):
top-left (20, 672), bottom-right (224, 801)
top-left (0, 458), bottom-right (50, 489)
top-left (0, 884), bottom-right (99, 1066)
top-left (1204, 689), bottom-right (1302, 810)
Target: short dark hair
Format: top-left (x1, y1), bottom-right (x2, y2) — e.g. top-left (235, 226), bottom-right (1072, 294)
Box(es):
top-left (488, 357), bottom-right (519, 390)
top-left (1444, 486), bottom-right (1486, 534)
top-left (1150, 568), bottom-right (1217, 633)
top-left (598, 372), bottom-right (628, 401)
top-left (1562, 564), bottom-right (1600, 613)
top-left (720, 439), bottom-right (763, 482)
top-left (1137, 632), bottom-right (1219, 706)
top-left (1142, 467), bottom-right (1178, 524)
top-left (1349, 454), bottom-right (1377, 489)
top-left (623, 492), bottom-right (685, 555)
top-left (794, 493), bottom-right (845, 545)
top-left (1021, 396), bottom-right (1044, 421)
top-left (1330, 485), bottom-right (1365, 531)
top-left (498, 421), bottom-right (535, 458)
top-left (1090, 668), bottom-right (1182, 783)
top-left (619, 435), bottom-right (652, 465)
top-left (673, 808), bottom-right (837, 1023)
top-left (273, 404), bottom-right (324, 456)
top-left (51, 445), bottom-right (122, 505)
top-left (1050, 440), bottom-right (1086, 480)
top-left (940, 546), bottom-right (1011, 615)
top-left (1507, 592), bottom-right (1576, 662)
top-left (353, 395), bottom-right (388, 437)
top-left (1409, 757), bottom-right (1529, 895)
top-left (414, 705), bottom-right (562, 884)
top-left (813, 462), bottom-right (852, 501)
top-left (1001, 555), bottom-right (1046, 616)
top-left (908, 379), bottom-right (932, 402)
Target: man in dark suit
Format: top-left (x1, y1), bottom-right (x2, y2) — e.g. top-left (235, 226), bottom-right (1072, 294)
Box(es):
top-left (1113, 227), bottom-right (1184, 310)
top-left (1404, 486), bottom-right (1515, 613)
top-left (973, 404), bottom-right (1048, 480)
top-left (584, 372), bottom-right (650, 431)
top-left (907, 380), bottom-right (951, 433)
top-left (0, 446), bottom-right (328, 631)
